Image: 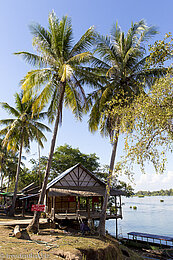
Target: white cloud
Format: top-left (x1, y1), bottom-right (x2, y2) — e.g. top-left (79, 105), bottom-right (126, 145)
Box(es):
top-left (135, 171), bottom-right (173, 191)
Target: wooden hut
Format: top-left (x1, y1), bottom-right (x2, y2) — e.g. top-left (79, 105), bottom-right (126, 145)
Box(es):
top-left (44, 163), bottom-right (126, 222)
top-left (19, 183), bottom-right (40, 215)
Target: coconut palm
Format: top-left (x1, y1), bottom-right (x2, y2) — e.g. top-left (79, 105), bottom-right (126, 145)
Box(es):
top-left (0, 92), bottom-right (50, 216)
top-left (15, 11), bottom-right (96, 232)
top-left (86, 20), bottom-right (167, 235)
top-left (0, 139), bottom-right (18, 191)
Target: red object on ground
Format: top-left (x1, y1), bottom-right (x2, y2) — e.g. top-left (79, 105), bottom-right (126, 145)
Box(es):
top-left (31, 204), bottom-right (45, 212)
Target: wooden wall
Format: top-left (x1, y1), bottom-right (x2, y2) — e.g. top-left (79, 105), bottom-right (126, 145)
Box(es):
top-left (48, 196), bottom-right (76, 213)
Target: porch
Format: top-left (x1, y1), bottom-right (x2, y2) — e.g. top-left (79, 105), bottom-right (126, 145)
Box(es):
top-left (45, 164), bottom-right (126, 222)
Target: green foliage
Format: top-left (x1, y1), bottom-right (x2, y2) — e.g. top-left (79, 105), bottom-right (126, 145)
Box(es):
top-left (105, 33), bottom-right (172, 176)
top-left (115, 180), bottom-right (134, 197)
top-left (15, 11), bottom-right (96, 122)
top-left (22, 143), bottom-right (134, 196)
top-left (0, 92), bottom-right (51, 152)
top-left (0, 92), bottom-right (50, 196)
top-left (30, 144), bottom-right (101, 181)
top-left (0, 139), bottom-right (18, 189)
top-left (135, 189), bottom-right (173, 196)
top-left (146, 33), bottom-right (173, 68)
top-left (17, 167), bottom-right (40, 190)
top-left (86, 20), bottom-right (162, 140)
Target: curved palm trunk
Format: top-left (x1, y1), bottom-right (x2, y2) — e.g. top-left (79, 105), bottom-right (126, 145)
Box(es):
top-left (27, 86), bottom-right (65, 233)
top-left (0, 158), bottom-right (4, 191)
top-left (9, 138), bottom-right (23, 217)
top-left (38, 140), bottom-right (41, 188)
top-left (1, 172), bottom-right (4, 191)
top-left (7, 176), bottom-right (10, 192)
top-left (98, 130), bottom-right (119, 236)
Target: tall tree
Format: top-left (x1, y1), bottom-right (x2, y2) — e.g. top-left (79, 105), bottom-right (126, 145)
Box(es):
top-left (0, 92), bottom-right (50, 216)
top-left (113, 34), bottom-right (173, 178)
top-left (86, 20), bottom-right (166, 235)
top-left (30, 144), bottom-right (100, 180)
top-left (0, 139), bottom-right (18, 191)
top-left (15, 11), bottom-right (95, 232)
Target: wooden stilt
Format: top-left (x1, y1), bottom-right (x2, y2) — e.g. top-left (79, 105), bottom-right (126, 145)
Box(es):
top-left (53, 196), bottom-right (55, 222)
top-left (115, 196), bottom-right (118, 239)
top-left (22, 200), bottom-right (25, 217)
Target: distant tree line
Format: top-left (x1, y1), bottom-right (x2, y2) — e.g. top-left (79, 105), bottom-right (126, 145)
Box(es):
top-left (135, 189), bottom-right (173, 196)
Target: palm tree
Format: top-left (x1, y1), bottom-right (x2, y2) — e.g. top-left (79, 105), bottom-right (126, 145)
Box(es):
top-left (0, 139), bottom-right (18, 191)
top-left (86, 20), bottom-right (166, 235)
top-left (0, 92), bottom-right (50, 216)
top-left (15, 11), bottom-right (96, 232)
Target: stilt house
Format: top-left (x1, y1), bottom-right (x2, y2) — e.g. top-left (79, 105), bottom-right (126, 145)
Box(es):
top-left (45, 163), bottom-right (126, 221)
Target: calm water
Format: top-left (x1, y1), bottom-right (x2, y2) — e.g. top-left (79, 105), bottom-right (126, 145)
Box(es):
top-left (106, 196), bottom-right (173, 238)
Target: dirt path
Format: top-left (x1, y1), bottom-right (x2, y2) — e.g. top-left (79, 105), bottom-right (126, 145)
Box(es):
top-left (0, 218), bottom-right (47, 226)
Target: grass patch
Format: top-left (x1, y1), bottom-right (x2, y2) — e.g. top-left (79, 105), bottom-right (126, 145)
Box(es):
top-left (0, 224), bottom-right (143, 259)
top-left (0, 226), bottom-right (123, 259)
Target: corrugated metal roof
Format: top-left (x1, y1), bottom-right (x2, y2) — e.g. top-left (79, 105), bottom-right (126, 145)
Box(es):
top-left (21, 182), bottom-right (36, 192)
top-left (19, 193), bottom-right (39, 200)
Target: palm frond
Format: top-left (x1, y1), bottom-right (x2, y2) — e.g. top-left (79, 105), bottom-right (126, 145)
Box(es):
top-left (21, 68), bottom-right (53, 102)
top-left (59, 15), bottom-right (73, 56)
top-left (14, 52), bottom-right (45, 67)
top-left (0, 103), bottom-right (20, 117)
top-left (32, 80), bottom-right (55, 114)
top-left (68, 52), bottom-right (92, 65)
top-left (29, 22), bottom-right (51, 49)
top-left (0, 119), bottom-right (15, 126)
top-left (64, 83), bottom-right (83, 120)
top-left (70, 26), bottom-right (95, 57)
top-left (110, 21), bottom-right (121, 42)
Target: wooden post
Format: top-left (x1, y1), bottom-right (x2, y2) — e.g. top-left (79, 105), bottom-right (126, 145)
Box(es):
top-left (92, 197), bottom-right (94, 212)
top-left (77, 196), bottom-right (80, 211)
top-left (53, 196), bottom-right (55, 221)
top-left (44, 191), bottom-right (47, 207)
top-left (87, 197), bottom-right (90, 219)
top-left (101, 196), bottom-right (103, 209)
top-left (119, 195), bottom-right (122, 216)
top-left (22, 200), bottom-right (24, 217)
top-left (115, 196), bottom-right (118, 239)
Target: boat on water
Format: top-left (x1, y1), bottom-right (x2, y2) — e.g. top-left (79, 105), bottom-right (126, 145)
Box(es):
top-left (120, 232), bottom-right (173, 249)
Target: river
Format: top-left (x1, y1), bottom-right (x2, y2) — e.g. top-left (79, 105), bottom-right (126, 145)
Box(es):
top-left (106, 196), bottom-right (173, 238)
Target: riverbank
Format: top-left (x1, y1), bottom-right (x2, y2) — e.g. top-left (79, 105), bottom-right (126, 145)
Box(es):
top-left (0, 223), bottom-right (144, 260)
top-left (1, 214), bottom-right (170, 259)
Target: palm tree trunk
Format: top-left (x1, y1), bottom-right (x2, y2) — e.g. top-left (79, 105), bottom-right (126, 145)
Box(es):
top-left (98, 129), bottom-right (119, 236)
top-left (27, 85), bottom-right (65, 233)
top-left (1, 171), bottom-right (4, 191)
top-left (8, 137), bottom-right (23, 217)
top-left (0, 158), bottom-right (4, 191)
top-left (37, 136), bottom-right (41, 188)
top-left (7, 176), bottom-right (10, 192)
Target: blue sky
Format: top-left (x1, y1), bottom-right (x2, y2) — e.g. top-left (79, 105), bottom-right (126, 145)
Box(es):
top-left (0, 0), bottom-right (172, 191)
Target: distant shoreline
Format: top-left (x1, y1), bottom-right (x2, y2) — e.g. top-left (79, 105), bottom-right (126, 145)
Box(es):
top-left (134, 189), bottom-right (173, 197)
